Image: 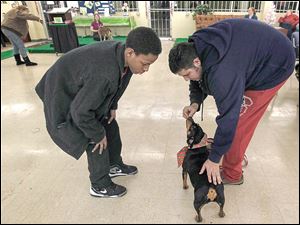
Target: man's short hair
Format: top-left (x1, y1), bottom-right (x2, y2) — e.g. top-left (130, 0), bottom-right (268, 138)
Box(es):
top-left (168, 42), bottom-right (198, 74)
top-left (126, 27), bottom-right (162, 55)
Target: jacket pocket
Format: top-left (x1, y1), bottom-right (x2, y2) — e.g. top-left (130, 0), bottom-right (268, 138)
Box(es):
top-left (56, 120), bottom-right (89, 156)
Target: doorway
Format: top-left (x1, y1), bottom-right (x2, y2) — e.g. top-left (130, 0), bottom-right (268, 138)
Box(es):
top-left (149, 1), bottom-right (171, 38)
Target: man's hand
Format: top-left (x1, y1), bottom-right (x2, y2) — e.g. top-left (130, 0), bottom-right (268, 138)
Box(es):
top-left (92, 136), bottom-right (107, 154)
top-left (108, 110), bottom-right (116, 124)
top-left (199, 159), bottom-right (222, 185)
top-left (183, 103), bottom-right (199, 119)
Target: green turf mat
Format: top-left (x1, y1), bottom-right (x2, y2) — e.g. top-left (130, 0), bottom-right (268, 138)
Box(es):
top-left (112, 36), bottom-right (127, 42)
top-left (78, 36), bottom-right (98, 45)
top-left (26, 36), bottom-right (127, 54)
top-left (175, 38), bottom-right (188, 43)
top-left (28, 43), bottom-right (56, 53)
top-left (1, 49), bottom-right (13, 60)
top-left (2, 36), bottom-right (128, 59)
top-left (78, 36), bottom-right (126, 45)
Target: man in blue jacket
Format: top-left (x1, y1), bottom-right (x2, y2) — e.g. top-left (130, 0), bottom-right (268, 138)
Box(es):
top-left (168, 19), bottom-right (295, 185)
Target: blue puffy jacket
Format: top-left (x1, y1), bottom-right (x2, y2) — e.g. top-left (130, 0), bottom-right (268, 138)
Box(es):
top-left (188, 19), bottom-right (296, 163)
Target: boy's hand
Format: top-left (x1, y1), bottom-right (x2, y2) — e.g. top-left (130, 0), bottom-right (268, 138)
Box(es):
top-left (108, 110), bottom-right (116, 124)
top-left (92, 136), bottom-right (107, 154)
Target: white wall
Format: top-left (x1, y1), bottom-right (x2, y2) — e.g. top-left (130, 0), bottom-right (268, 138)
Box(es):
top-left (171, 12), bottom-right (195, 39)
top-left (25, 1), bottom-right (47, 40)
top-left (131, 1), bottom-right (149, 27)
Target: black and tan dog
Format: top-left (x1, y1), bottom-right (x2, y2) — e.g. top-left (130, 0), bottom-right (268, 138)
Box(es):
top-left (177, 117), bottom-right (225, 222)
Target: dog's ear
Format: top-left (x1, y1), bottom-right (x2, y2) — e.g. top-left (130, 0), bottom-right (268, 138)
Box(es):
top-left (186, 117), bottom-right (194, 130)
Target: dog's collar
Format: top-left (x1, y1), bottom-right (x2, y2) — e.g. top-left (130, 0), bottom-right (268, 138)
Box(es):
top-left (189, 143), bottom-right (204, 149)
top-left (188, 133), bottom-right (208, 149)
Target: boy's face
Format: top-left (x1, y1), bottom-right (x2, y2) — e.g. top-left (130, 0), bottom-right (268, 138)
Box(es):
top-left (177, 57), bottom-right (202, 81)
top-left (125, 48), bottom-right (158, 75)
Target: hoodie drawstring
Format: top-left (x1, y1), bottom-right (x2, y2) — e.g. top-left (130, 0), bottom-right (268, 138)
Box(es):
top-left (201, 94), bottom-right (204, 121)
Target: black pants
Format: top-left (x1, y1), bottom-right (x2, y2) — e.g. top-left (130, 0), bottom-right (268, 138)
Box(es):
top-left (86, 118), bottom-right (123, 188)
top-left (280, 22), bottom-right (293, 40)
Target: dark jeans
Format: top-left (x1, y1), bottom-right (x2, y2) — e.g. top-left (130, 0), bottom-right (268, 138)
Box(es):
top-left (86, 118), bottom-right (123, 188)
top-left (279, 22), bottom-right (293, 40)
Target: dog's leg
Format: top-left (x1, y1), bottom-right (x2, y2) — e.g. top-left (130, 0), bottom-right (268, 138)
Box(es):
top-left (218, 204), bottom-right (225, 218)
top-left (182, 170), bottom-right (189, 189)
top-left (215, 185), bottom-right (225, 218)
top-left (195, 206), bottom-right (203, 222)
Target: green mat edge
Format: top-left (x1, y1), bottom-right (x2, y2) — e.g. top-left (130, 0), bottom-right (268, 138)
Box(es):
top-left (2, 37), bottom-right (189, 60)
top-left (1, 50), bottom-right (14, 60)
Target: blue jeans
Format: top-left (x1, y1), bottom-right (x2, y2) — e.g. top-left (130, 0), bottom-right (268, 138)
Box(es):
top-left (1, 28), bottom-right (27, 57)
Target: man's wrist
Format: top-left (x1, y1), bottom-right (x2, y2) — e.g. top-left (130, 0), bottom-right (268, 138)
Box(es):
top-left (191, 103), bottom-right (199, 110)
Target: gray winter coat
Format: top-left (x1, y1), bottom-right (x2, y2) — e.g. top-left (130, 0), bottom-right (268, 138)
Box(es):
top-left (35, 41), bottom-right (133, 159)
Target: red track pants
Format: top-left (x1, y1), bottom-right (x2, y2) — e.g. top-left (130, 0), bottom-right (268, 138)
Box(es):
top-left (221, 80), bottom-right (288, 181)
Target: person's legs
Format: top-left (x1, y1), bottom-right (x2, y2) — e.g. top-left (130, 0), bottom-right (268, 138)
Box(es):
top-left (102, 118), bottom-right (123, 166)
top-left (86, 142), bottom-right (127, 198)
top-left (1, 31), bottom-right (6, 47)
top-left (86, 117), bottom-right (130, 198)
top-left (222, 80), bottom-right (287, 182)
top-left (1, 28), bottom-right (38, 66)
top-left (86, 143), bottom-right (112, 188)
top-left (93, 32), bottom-right (101, 41)
top-left (292, 31), bottom-right (299, 58)
top-left (102, 117), bottom-right (138, 177)
top-left (2, 28), bottom-right (25, 65)
top-left (86, 117), bottom-right (124, 186)
top-left (86, 117), bottom-right (132, 197)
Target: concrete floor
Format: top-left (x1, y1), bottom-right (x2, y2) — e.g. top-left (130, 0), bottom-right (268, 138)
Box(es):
top-left (1, 41), bottom-right (299, 223)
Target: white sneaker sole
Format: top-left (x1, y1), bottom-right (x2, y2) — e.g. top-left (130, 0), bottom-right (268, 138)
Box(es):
top-left (109, 170), bottom-right (138, 178)
top-left (89, 188), bottom-right (127, 198)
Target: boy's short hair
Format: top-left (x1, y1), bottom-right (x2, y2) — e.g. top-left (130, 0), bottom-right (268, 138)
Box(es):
top-left (126, 27), bottom-right (162, 55)
top-left (168, 42), bottom-right (198, 74)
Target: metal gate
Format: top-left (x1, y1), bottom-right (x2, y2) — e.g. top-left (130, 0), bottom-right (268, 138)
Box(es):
top-left (149, 1), bottom-right (171, 38)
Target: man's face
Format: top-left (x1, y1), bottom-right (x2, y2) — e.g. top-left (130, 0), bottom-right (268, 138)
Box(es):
top-left (126, 48), bottom-right (158, 75)
top-left (177, 58), bottom-right (202, 81)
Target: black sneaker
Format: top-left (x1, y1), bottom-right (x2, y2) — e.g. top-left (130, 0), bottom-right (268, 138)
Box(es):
top-left (109, 163), bottom-right (138, 178)
top-left (90, 183), bottom-right (127, 198)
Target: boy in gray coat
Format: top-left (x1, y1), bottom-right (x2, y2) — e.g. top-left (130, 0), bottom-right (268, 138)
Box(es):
top-left (35, 27), bottom-right (162, 198)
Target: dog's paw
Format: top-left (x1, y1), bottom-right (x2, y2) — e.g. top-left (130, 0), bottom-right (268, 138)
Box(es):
top-left (195, 215), bottom-right (202, 222)
top-left (183, 185), bottom-right (189, 189)
top-left (219, 210), bottom-right (225, 218)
